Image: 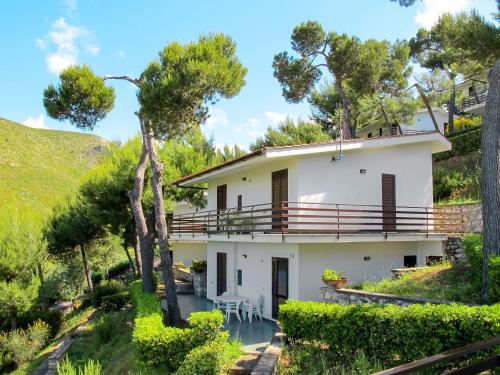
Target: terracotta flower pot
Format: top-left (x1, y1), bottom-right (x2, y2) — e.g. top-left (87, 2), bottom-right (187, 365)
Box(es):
top-left (323, 277), bottom-right (348, 289)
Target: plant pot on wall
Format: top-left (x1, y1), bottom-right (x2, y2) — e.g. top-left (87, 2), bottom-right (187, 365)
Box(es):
top-left (323, 277), bottom-right (348, 289)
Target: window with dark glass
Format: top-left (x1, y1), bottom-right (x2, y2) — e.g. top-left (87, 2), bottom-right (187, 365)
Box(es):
top-left (237, 269), bottom-right (242, 286)
top-left (237, 195), bottom-right (242, 211)
top-left (404, 255), bottom-right (417, 268)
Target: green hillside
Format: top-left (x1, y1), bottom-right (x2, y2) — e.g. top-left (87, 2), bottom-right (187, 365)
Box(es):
top-left (0, 118), bottom-right (108, 215)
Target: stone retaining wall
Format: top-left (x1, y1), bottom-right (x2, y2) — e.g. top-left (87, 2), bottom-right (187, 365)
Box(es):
top-left (441, 202), bottom-right (482, 233)
top-left (321, 287), bottom-right (452, 307)
top-left (193, 272), bottom-right (207, 298)
top-left (172, 266), bottom-right (193, 283)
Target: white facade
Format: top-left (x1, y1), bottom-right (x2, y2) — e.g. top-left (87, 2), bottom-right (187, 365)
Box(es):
top-left (400, 107), bottom-right (448, 134)
top-left (171, 132), bottom-right (453, 319)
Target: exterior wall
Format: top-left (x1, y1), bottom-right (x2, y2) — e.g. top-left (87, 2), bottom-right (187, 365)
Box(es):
top-left (207, 241), bottom-right (299, 319)
top-left (296, 143), bottom-right (434, 208)
top-left (170, 242), bottom-right (207, 266)
top-left (400, 109), bottom-right (448, 134)
top-left (297, 241), bottom-right (443, 302)
top-left (441, 203), bottom-right (482, 233)
top-left (206, 158), bottom-right (299, 211)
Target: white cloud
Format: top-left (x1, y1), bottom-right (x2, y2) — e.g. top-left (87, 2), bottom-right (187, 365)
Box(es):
top-left (415, 0), bottom-right (473, 28)
top-left (205, 108), bottom-right (229, 130)
top-left (38, 17), bottom-right (99, 74)
top-left (264, 111), bottom-right (288, 124)
top-left (23, 114), bottom-right (48, 129)
top-left (117, 50), bottom-right (126, 58)
top-left (62, 0), bottom-right (77, 14)
top-left (214, 143), bottom-right (245, 152)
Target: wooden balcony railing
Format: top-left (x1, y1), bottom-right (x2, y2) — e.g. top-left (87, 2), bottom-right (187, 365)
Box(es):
top-left (168, 202), bottom-right (463, 239)
top-left (461, 86), bottom-right (488, 112)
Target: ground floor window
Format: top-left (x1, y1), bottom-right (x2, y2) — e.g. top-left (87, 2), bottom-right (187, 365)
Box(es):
top-left (404, 255), bottom-right (417, 268)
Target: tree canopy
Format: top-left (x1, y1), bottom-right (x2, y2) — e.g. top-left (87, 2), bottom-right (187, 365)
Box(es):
top-left (273, 21), bottom-right (412, 138)
top-left (250, 118), bottom-right (330, 150)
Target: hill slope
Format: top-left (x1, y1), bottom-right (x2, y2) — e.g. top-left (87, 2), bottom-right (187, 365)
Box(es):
top-left (0, 118), bottom-right (108, 215)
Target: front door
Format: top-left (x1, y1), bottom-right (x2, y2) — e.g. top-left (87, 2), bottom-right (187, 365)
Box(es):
top-left (217, 184), bottom-right (227, 232)
top-left (382, 174), bottom-right (396, 232)
top-left (272, 257), bottom-right (289, 319)
top-left (216, 252), bottom-right (227, 296)
top-left (272, 169), bottom-right (288, 231)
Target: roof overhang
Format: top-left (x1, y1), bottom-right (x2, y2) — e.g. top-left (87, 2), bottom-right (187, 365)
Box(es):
top-left (175, 131), bottom-right (451, 187)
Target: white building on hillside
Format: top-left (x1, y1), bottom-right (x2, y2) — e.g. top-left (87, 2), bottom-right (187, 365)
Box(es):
top-left (169, 131), bottom-right (462, 319)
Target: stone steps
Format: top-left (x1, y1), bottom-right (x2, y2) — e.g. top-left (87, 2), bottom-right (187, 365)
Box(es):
top-left (175, 280), bottom-right (194, 294)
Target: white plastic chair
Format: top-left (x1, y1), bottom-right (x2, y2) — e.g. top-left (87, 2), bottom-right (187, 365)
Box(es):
top-left (242, 295), bottom-right (263, 322)
top-left (213, 292), bottom-right (229, 310)
top-left (225, 300), bottom-right (241, 322)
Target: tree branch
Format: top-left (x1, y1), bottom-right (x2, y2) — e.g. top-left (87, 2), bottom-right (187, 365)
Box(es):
top-left (103, 75), bottom-right (140, 86)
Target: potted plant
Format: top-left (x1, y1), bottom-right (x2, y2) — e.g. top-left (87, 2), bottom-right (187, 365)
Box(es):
top-left (322, 268), bottom-right (348, 288)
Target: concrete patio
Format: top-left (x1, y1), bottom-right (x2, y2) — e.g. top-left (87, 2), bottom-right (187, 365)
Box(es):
top-left (177, 294), bottom-right (277, 353)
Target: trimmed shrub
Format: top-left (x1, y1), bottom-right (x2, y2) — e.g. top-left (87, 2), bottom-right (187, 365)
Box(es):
top-left (92, 280), bottom-right (124, 307)
top-left (130, 281), bottom-right (226, 371)
top-left (175, 332), bottom-right (229, 375)
top-left (279, 300), bottom-right (500, 367)
top-left (0, 320), bottom-right (50, 372)
top-left (106, 261), bottom-right (131, 280)
top-left (192, 259), bottom-right (207, 274)
top-left (101, 291), bottom-right (131, 312)
top-left (433, 128), bottom-right (482, 162)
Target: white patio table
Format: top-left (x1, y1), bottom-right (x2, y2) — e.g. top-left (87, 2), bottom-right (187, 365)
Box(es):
top-left (213, 295), bottom-right (248, 322)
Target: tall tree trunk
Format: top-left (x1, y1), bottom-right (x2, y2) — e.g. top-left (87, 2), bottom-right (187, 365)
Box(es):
top-left (123, 245), bottom-right (136, 275)
top-left (335, 79), bottom-right (352, 139)
top-left (80, 244), bottom-right (93, 293)
top-left (128, 116), bottom-right (155, 292)
top-left (448, 83), bottom-right (456, 133)
top-left (415, 83), bottom-right (440, 133)
top-left (143, 124), bottom-right (182, 326)
top-left (10, 314), bottom-right (17, 330)
top-left (481, 59), bottom-right (500, 300)
top-left (132, 225), bottom-right (143, 277)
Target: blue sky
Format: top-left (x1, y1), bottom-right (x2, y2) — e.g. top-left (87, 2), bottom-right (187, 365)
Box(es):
top-left (0, 0), bottom-right (497, 149)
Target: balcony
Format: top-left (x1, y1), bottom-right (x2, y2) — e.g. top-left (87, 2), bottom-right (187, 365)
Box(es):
top-left (168, 202), bottom-right (463, 242)
top-left (461, 85), bottom-right (488, 114)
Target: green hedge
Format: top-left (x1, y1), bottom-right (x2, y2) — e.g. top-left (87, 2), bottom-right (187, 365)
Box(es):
top-left (92, 280), bottom-right (124, 307)
top-left (130, 281), bottom-right (226, 371)
top-left (279, 300), bottom-right (500, 366)
top-left (175, 332), bottom-right (229, 375)
top-left (434, 128), bottom-right (482, 162)
top-left (106, 261), bottom-right (131, 279)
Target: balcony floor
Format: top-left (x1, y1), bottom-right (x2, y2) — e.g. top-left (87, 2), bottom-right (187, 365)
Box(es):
top-left (177, 294), bottom-right (277, 353)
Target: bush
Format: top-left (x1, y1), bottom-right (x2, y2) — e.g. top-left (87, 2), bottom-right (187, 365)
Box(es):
top-left (106, 261), bottom-right (131, 280)
top-left (175, 332), bottom-right (229, 375)
top-left (17, 309), bottom-right (63, 339)
top-left (0, 320), bottom-right (50, 372)
top-left (101, 291), bottom-right (131, 312)
top-left (463, 234), bottom-right (500, 302)
top-left (322, 268), bottom-right (344, 281)
top-left (191, 259), bottom-right (207, 274)
top-left (57, 357), bottom-right (102, 375)
top-left (433, 128), bottom-right (482, 162)
top-left (279, 300), bottom-right (500, 367)
top-left (130, 281), bottom-right (226, 371)
top-left (91, 272), bottom-right (103, 286)
top-left (92, 280), bottom-right (124, 307)
top-left (94, 313), bottom-right (119, 344)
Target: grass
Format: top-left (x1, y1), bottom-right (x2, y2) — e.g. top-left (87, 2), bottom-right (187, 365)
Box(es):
top-left (0, 118), bottom-right (107, 215)
top-left (65, 306), bottom-right (167, 375)
top-left (10, 306), bottom-right (96, 375)
top-left (278, 343), bottom-right (383, 375)
top-left (353, 262), bottom-right (482, 304)
top-left (435, 197), bottom-right (480, 206)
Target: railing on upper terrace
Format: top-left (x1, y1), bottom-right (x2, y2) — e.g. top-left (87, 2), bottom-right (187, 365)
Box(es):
top-left (168, 202), bottom-right (463, 239)
top-left (461, 85), bottom-right (488, 112)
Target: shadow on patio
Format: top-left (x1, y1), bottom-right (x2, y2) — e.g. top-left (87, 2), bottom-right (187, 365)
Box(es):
top-left (177, 294), bottom-right (277, 353)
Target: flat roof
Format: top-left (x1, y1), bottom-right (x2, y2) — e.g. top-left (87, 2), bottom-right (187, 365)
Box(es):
top-left (174, 131), bottom-right (451, 187)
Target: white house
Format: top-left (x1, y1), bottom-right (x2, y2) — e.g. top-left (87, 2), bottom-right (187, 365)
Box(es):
top-left (357, 107), bottom-right (449, 138)
top-left (169, 131), bottom-right (461, 319)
